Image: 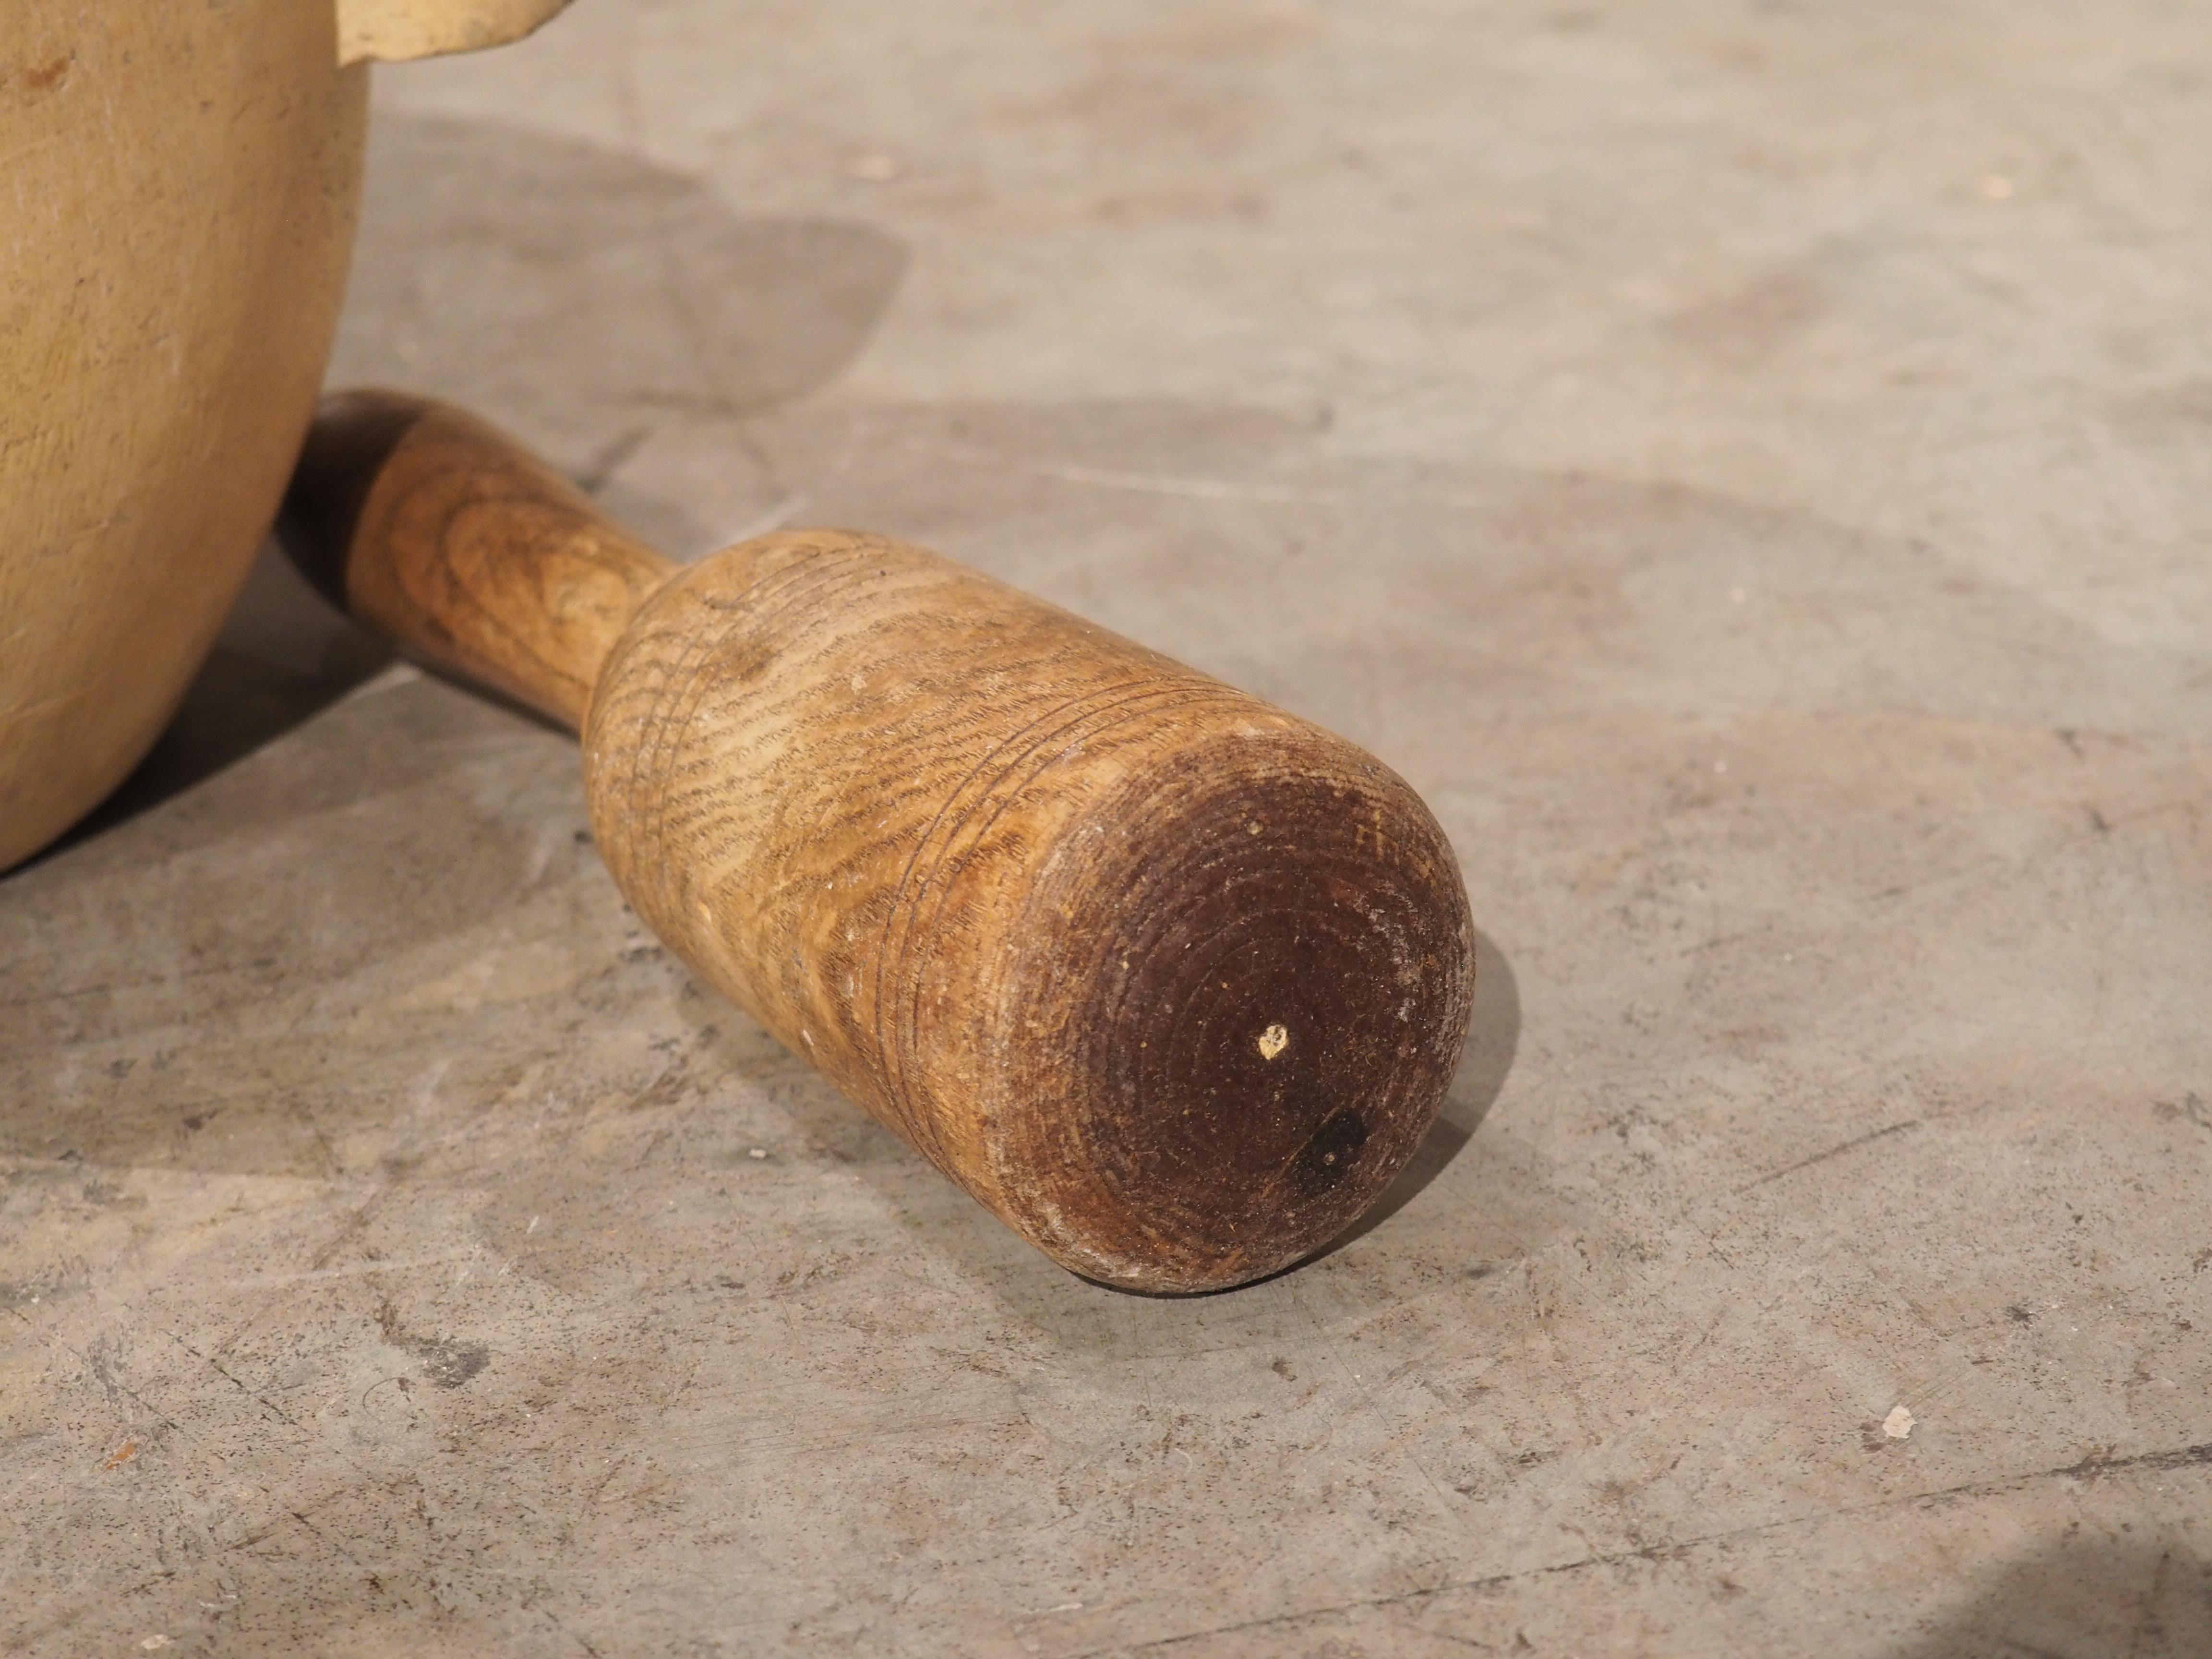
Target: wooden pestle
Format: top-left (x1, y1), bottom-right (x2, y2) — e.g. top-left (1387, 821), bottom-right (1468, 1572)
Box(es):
top-left (280, 391), bottom-right (1476, 1292)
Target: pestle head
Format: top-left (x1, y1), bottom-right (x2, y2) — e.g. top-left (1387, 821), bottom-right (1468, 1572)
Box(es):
top-left (584, 532), bottom-right (1476, 1291)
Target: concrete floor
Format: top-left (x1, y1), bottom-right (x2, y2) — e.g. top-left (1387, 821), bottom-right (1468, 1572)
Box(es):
top-left (7, 2), bottom-right (2212, 1652)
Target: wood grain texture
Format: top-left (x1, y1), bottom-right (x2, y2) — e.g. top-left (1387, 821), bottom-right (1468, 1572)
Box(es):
top-left (284, 394), bottom-right (1476, 1291)
top-left (285, 393), bottom-right (670, 727)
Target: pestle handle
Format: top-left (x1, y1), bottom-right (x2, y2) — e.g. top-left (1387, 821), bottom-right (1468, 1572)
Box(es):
top-left (280, 390), bottom-right (673, 728)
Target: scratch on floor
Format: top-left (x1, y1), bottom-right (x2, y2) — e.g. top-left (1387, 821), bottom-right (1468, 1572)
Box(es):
top-left (1731, 1118), bottom-right (1921, 1195)
top-left (1288, 1276), bottom-right (1470, 1542)
top-left (160, 1328), bottom-right (307, 1432)
top-left (228, 1252), bottom-right (488, 1291)
top-left (1087, 1440), bottom-right (2212, 1656)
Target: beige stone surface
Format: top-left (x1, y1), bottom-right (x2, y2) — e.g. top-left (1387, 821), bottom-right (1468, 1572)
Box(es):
top-left (6, 2), bottom-right (2212, 1653)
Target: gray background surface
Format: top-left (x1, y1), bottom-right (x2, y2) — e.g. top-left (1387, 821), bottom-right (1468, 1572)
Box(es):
top-left (6, 2), bottom-right (2211, 1652)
